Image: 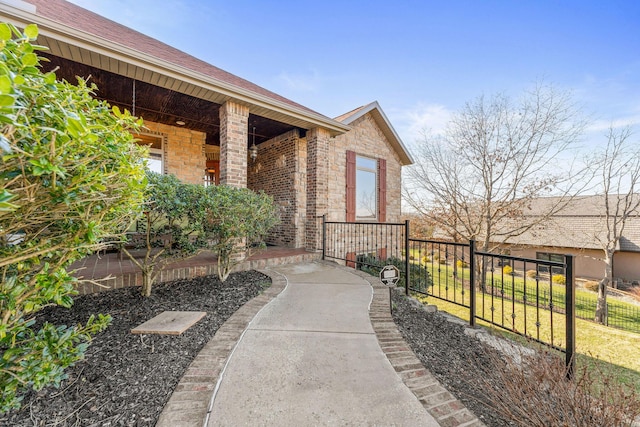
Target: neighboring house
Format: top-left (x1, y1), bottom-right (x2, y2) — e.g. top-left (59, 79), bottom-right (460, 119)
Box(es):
top-left (500, 195), bottom-right (640, 282)
top-left (0, 0), bottom-right (413, 251)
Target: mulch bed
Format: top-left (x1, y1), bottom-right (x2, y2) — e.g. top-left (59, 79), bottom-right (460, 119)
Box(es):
top-left (1, 271), bottom-right (270, 427)
top-left (391, 291), bottom-right (514, 427)
top-left (2, 270), bottom-right (518, 427)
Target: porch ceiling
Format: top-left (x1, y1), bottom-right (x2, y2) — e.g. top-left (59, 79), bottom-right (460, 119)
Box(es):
top-left (42, 54), bottom-right (299, 146)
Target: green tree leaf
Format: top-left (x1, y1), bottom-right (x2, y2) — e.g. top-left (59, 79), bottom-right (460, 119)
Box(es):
top-left (23, 24), bottom-right (38, 40)
top-left (0, 23), bottom-right (10, 41)
top-left (0, 22), bottom-right (144, 412)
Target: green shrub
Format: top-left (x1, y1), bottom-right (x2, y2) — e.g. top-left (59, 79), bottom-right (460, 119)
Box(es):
top-left (356, 254), bottom-right (433, 292)
top-left (422, 256), bottom-right (431, 263)
top-left (456, 259), bottom-right (469, 268)
top-left (503, 265), bottom-right (513, 275)
top-left (203, 185), bottom-right (279, 282)
top-left (0, 23), bottom-right (145, 411)
top-left (552, 274), bottom-right (566, 285)
top-left (122, 171), bottom-right (211, 296)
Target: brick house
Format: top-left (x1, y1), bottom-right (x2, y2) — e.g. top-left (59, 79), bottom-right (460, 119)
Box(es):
top-left (1, 0), bottom-right (413, 252)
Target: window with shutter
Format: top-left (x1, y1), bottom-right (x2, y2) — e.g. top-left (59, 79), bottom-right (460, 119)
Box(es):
top-left (346, 152), bottom-right (387, 222)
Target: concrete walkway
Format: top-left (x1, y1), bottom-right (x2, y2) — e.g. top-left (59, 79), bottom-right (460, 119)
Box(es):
top-left (157, 261), bottom-right (484, 427)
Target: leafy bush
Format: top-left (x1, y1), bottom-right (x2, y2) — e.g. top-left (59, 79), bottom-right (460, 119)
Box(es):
top-left (203, 185), bottom-right (279, 282)
top-left (122, 172), bottom-right (211, 296)
top-left (0, 24), bottom-right (145, 411)
top-left (356, 254), bottom-right (433, 292)
top-left (503, 265), bottom-right (514, 275)
top-left (422, 256), bottom-right (431, 263)
top-left (456, 259), bottom-right (469, 268)
top-left (552, 274), bottom-right (566, 285)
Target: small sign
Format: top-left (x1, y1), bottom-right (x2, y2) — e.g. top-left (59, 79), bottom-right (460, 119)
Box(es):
top-left (379, 265), bottom-right (400, 287)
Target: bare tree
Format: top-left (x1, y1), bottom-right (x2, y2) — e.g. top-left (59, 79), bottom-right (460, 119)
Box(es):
top-left (404, 84), bottom-right (586, 253)
top-left (591, 126), bottom-right (640, 324)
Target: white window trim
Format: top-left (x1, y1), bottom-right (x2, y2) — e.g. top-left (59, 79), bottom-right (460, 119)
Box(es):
top-left (135, 131), bottom-right (166, 174)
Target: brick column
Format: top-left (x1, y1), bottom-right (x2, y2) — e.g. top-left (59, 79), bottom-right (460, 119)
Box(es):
top-left (219, 101), bottom-right (249, 187)
top-left (306, 127), bottom-right (330, 251)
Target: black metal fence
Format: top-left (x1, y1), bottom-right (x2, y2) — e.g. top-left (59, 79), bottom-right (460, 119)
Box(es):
top-left (574, 295), bottom-right (640, 334)
top-left (323, 217), bottom-right (576, 375)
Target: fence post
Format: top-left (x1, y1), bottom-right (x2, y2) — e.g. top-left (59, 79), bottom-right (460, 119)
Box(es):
top-left (321, 214), bottom-right (327, 261)
top-left (405, 220), bottom-right (410, 296)
top-left (469, 240), bottom-right (476, 327)
top-left (565, 254), bottom-right (576, 380)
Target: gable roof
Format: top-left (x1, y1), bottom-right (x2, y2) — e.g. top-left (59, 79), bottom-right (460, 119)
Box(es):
top-left (336, 101), bottom-right (414, 166)
top-left (0, 0), bottom-right (350, 135)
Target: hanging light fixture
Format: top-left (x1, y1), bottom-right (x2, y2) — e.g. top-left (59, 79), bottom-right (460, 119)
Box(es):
top-left (249, 126), bottom-right (258, 162)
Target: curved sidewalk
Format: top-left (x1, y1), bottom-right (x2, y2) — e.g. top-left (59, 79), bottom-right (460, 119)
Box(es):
top-left (157, 261), bottom-right (484, 427)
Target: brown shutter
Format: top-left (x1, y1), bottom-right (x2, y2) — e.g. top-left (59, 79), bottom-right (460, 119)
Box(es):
top-left (378, 158), bottom-right (387, 222)
top-left (346, 150), bottom-right (356, 222)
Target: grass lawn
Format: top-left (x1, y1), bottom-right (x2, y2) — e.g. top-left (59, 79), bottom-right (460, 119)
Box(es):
top-left (413, 262), bottom-right (640, 334)
top-left (419, 295), bottom-right (640, 391)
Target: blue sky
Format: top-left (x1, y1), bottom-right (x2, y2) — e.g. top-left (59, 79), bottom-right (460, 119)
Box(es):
top-left (68, 0), bottom-right (639, 151)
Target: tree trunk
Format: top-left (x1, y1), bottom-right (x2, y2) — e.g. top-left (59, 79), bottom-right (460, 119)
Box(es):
top-left (594, 251), bottom-right (613, 324)
top-left (141, 269), bottom-right (153, 297)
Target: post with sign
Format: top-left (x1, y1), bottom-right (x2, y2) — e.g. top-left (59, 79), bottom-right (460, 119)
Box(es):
top-left (380, 265), bottom-right (400, 314)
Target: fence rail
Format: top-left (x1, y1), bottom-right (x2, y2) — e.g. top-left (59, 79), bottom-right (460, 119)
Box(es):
top-left (323, 217), bottom-right (577, 375)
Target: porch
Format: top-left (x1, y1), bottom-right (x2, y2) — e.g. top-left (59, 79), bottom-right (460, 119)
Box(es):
top-left (70, 247), bottom-right (320, 295)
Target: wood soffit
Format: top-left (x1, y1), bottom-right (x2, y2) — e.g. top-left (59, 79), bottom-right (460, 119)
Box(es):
top-left (41, 53), bottom-right (300, 146)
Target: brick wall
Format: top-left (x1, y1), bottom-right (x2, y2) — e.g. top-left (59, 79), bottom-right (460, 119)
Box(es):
top-left (329, 113), bottom-right (403, 222)
top-left (220, 101), bottom-right (249, 187)
top-left (248, 130), bottom-right (307, 248)
top-left (306, 128), bottom-right (331, 250)
top-left (143, 121), bottom-right (206, 184)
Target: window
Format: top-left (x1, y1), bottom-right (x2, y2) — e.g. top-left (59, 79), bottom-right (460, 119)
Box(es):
top-left (356, 156), bottom-right (377, 220)
top-left (346, 151), bottom-right (386, 222)
top-left (135, 133), bottom-right (164, 174)
top-left (536, 252), bottom-right (565, 275)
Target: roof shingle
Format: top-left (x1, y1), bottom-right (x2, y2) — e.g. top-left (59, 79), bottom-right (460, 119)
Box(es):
top-left (25, 0), bottom-right (321, 116)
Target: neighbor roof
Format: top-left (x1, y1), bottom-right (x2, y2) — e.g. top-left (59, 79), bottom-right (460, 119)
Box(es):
top-left (0, 0), bottom-right (350, 135)
top-left (336, 101), bottom-right (414, 166)
top-left (504, 195), bottom-right (640, 252)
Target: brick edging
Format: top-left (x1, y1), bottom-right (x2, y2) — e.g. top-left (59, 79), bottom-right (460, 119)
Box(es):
top-left (341, 265), bottom-right (486, 427)
top-left (75, 252), bottom-right (320, 295)
top-left (155, 269), bottom-right (287, 426)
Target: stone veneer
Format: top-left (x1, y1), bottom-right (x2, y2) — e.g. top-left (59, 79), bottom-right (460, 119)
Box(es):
top-left (141, 110), bottom-right (404, 255)
top-left (248, 130), bottom-right (307, 248)
top-left (143, 121), bottom-right (206, 184)
top-left (329, 113), bottom-right (403, 222)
